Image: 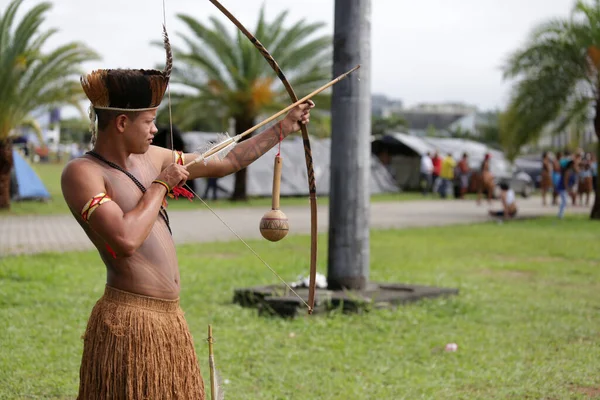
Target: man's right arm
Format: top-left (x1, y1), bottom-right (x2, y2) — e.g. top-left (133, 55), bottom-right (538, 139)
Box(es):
top-left (61, 161), bottom-right (183, 257)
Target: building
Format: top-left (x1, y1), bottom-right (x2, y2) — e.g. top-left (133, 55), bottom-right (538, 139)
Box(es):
top-left (371, 94), bottom-right (404, 118)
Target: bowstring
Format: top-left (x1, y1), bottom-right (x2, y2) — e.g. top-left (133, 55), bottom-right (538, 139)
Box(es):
top-left (183, 183), bottom-right (312, 311)
top-left (161, 0), bottom-right (311, 313)
top-left (162, 0), bottom-right (175, 160)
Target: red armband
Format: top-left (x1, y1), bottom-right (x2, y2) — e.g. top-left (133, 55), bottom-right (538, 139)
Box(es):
top-left (175, 151), bottom-right (184, 166)
top-left (81, 192), bottom-right (112, 222)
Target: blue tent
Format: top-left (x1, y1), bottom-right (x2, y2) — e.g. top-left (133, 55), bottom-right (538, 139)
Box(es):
top-left (10, 149), bottom-right (50, 201)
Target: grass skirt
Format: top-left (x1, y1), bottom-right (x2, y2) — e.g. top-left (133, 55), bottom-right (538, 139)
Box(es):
top-left (77, 285), bottom-right (205, 399)
top-left (579, 176), bottom-right (593, 193)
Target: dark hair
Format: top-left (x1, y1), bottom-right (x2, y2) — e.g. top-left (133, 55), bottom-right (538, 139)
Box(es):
top-left (560, 160), bottom-right (574, 185)
top-left (96, 109), bottom-right (141, 131)
top-left (500, 182), bottom-right (509, 191)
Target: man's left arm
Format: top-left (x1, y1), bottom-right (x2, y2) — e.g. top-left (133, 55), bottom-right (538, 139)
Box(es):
top-left (155, 101), bottom-right (314, 179)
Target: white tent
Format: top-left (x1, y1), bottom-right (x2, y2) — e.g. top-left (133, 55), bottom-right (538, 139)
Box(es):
top-left (371, 132), bottom-right (515, 190)
top-left (182, 132), bottom-right (399, 199)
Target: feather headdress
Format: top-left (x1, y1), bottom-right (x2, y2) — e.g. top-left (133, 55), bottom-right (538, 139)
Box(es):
top-left (81, 25), bottom-right (173, 143)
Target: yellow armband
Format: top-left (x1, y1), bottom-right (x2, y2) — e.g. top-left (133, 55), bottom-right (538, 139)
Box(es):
top-left (81, 192), bottom-right (112, 222)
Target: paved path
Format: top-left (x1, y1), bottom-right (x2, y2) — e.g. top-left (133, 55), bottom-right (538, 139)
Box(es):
top-left (0, 197), bottom-right (593, 257)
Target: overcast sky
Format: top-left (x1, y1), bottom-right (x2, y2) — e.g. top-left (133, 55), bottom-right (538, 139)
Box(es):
top-left (11, 0), bottom-right (577, 112)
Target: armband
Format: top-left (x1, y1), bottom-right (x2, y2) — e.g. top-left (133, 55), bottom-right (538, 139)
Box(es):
top-left (81, 192), bottom-right (112, 222)
top-left (175, 151), bottom-right (185, 166)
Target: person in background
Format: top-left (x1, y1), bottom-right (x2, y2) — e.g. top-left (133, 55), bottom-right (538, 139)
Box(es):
top-left (420, 151), bottom-right (434, 195)
top-left (457, 152), bottom-right (470, 199)
top-left (439, 152), bottom-right (456, 199)
top-left (569, 151), bottom-right (582, 206)
top-left (431, 151), bottom-right (442, 194)
top-left (557, 160), bottom-right (576, 219)
top-left (488, 182), bottom-right (517, 219)
top-left (477, 153), bottom-right (494, 205)
top-left (552, 151), bottom-right (563, 205)
top-left (540, 151), bottom-right (553, 206)
top-left (591, 152), bottom-right (598, 195)
top-left (578, 154), bottom-right (593, 206)
top-left (203, 177), bottom-right (229, 200)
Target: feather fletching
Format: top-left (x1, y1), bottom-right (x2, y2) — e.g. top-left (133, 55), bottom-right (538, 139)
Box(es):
top-left (162, 24), bottom-right (173, 81)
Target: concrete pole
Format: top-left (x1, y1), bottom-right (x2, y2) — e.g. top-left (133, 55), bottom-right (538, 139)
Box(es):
top-left (327, 0), bottom-right (372, 291)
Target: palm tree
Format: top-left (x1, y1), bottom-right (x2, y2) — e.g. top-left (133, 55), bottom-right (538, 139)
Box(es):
top-left (501, 0), bottom-right (600, 219)
top-left (158, 7), bottom-right (332, 200)
top-left (0, 0), bottom-right (99, 210)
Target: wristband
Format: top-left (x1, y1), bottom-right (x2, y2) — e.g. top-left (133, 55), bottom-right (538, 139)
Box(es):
top-left (152, 179), bottom-right (170, 193)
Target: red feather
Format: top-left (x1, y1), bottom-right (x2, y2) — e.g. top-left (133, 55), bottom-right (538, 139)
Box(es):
top-left (171, 186), bottom-right (194, 202)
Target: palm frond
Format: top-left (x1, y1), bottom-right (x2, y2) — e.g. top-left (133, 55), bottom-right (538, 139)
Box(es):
top-left (0, 0), bottom-right (99, 140)
top-left (500, 0), bottom-right (600, 153)
top-left (177, 14), bottom-right (243, 88)
top-left (159, 8), bottom-right (331, 134)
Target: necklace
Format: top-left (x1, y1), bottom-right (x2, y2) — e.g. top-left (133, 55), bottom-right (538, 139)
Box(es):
top-left (86, 151), bottom-right (172, 235)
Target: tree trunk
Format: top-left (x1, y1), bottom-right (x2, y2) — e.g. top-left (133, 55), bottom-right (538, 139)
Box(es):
top-left (327, 0), bottom-right (372, 290)
top-left (591, 141), bottom-right (600, 219)
top-left (0, 138), bottom-right (14, 210)
top-left (230, 115), bottom-right (254, 201)
top-left (592, 96), bottom-right (600, 219)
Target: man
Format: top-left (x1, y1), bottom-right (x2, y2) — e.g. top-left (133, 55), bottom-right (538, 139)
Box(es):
top-left (556, 160), bottom-right (577, 219)
top-left (551, 151), bottom-right (563, 205)
top-left (438, 152), bottom-right (456, 198)
top-left (488, 182), bottom-right (517, 219)
top-left (477, 153), bottom-right (494, 206)
top-left (203, 176), bottom-right (229, 200)
top-left (457, 152), bottom-right (470, 199)
top-left (420, 151), bottom-right (433, 195)
top-left (431, 151), bottom-right (442, 193)
top-left (61, 30), bottom-right (314, 399)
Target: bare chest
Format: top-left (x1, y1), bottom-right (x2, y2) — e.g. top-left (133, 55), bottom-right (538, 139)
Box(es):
top-left (103, 161), bottom-right (157, 213)
top-left (100, 159), bottom-right (176, 257)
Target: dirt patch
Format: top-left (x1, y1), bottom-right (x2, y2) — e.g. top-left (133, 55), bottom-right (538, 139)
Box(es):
top-left (571, 385), bottom-right (600, 398)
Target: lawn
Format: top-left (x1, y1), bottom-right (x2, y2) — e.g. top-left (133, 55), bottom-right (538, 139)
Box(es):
top-left (1, 216), bottom-right (599, 399)
top-left (1, 160), bottom-right (429, 217)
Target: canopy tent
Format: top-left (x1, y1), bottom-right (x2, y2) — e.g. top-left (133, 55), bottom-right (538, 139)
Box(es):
top-left (371, 132), bottom-right (514, 190)
top-left (10, 149), bottom-right (51, 201)
top-left (182, 133), bottom-right (399, 199)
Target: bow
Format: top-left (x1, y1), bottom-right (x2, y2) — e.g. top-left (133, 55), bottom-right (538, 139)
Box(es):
top-left (208, 0), bottom-right (319, 314)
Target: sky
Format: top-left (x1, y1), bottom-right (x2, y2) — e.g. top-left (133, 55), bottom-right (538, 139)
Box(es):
top-left (8, 0), bottom-right (577, 113)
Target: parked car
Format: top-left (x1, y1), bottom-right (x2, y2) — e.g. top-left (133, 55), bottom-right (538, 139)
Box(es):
top-left (514, 157), bottom-right (543, 188)
top-left (494, 167), bottom-right (535, 198)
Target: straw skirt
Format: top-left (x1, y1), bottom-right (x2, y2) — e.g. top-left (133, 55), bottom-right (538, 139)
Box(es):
top-left (77, 286), bottom-right (205, 399)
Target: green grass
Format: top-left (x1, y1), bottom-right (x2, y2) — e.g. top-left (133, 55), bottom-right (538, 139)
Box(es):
top-left (1, 160), bottom-right (429, 217)
top-left (1, 216), bottom-right (599, 399)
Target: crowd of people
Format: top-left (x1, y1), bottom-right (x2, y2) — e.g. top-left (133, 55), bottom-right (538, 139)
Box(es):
top-left (540, 149), bottom-right (597, 218)
top-left (419, 148), bottom-right (597, 220)
top-left (419, 150), bottom-right (495, 203)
